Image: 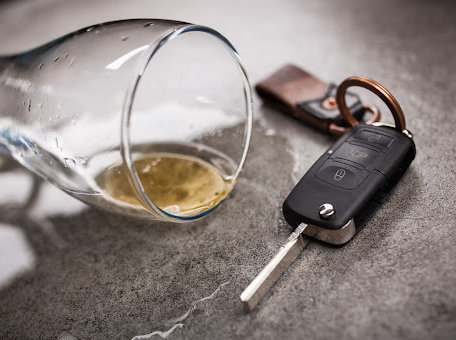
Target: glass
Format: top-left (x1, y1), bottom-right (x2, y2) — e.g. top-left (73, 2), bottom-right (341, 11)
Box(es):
top-left (0, 19), bottom-right (253, 222)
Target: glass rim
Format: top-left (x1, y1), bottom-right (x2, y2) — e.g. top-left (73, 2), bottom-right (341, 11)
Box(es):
top-left (120, 22), bottom-right (253, 222)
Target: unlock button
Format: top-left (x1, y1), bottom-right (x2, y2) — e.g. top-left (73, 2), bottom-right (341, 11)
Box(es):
top-left (316, 160), bottom-right (368, 190)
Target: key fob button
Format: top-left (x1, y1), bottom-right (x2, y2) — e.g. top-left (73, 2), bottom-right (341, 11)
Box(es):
top-left (332, 143), bottom-right (381, 168)
top-left (315, 160), bottom-right (367, 189)
top-left (353, 130), bottom-right (393, 147)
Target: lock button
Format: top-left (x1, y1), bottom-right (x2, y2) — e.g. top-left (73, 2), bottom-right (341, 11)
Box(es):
top-left (315, 160), bottom-right (368, 190)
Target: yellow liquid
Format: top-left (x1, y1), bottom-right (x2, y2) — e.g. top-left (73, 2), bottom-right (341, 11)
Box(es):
top-left (96, 153), bottom-right (233, 215)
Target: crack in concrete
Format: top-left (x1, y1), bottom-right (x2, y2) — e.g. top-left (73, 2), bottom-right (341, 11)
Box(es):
top-left (132, 324), bottom-right (184, 340)
top-left (131, 281), bottom-right (229, 339)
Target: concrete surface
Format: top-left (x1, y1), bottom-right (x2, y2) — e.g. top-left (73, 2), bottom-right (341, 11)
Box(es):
top-left (0, 0), bottom-right (455, 339)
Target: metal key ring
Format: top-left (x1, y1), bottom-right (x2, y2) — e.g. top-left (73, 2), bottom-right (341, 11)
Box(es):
top-left (336, 76), bottom-right (406, 132)
top-left (328, 105), bottom-right (381, 136)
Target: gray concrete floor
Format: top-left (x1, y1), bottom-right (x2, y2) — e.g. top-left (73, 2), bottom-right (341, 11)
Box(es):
top-left (0, 0), bottom-right (455, 339)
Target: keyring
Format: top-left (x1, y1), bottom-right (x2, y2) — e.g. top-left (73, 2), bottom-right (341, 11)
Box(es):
top-left (336, 76), bottom-right (406, 132)
top-left (328, 105), bottom-right (380, 136)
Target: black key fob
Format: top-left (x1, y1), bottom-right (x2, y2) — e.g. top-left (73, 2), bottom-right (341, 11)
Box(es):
top-left (283, 76), bottom-right (415, 245)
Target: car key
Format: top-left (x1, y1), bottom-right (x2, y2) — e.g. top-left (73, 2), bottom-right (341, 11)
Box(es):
top-left (240, 76), bottom-right (416, 311)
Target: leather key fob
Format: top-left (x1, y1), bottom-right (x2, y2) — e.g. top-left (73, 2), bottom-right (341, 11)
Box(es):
top-left (255, 64), bottom-right (380, 136)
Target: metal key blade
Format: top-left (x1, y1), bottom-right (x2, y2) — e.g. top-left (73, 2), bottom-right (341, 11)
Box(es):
top-left (240, 223), bottom-right (309, 311)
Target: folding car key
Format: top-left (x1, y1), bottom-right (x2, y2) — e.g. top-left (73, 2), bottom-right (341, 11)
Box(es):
top-left (240, 76), bottom-right (416, 311)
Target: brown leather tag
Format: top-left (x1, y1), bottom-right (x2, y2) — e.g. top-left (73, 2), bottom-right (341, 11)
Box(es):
top-left (256, 64), bottom-right (328, 112)
top-left (255, 64), bottom-right (379, 135)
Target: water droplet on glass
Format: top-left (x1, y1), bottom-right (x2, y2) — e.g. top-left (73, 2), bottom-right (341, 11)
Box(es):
top-left (39, 63), bottom-right (44, 69)
top-left (144, 22), bottom-right (154, 27)
top-left (64, 53), bottom-right (69, 58)
top-left (53, 56), bottom-right (59, 62)
top-left (76, 157), bottom-right (87, 165)
top-left (28, 99), bottom-right (31, 112)
top-left (86, 27), bottom-right (94, 32)
top-left (121, 35), bottom-right (129, 41)
top-left (64, 158), bottom-right (76, 168)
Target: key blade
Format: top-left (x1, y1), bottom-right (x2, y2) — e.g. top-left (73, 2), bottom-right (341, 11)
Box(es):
top-left (240, 223), bottom-right (309, 312)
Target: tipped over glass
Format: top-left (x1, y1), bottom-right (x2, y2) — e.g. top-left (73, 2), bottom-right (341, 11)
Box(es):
top-left (0, 19), bottom-right (253, 222)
